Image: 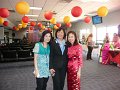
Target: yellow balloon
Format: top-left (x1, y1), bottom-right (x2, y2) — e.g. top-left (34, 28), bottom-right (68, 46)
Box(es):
top-left (18, 24), bottom-right (22, 29)
top-left (21, 20), bottom-right (28, 25)
top-left (42, 25), bottom-right (45, 30)
top-left (22, 24), bottom-right (27, 28)
top-left (0, 17), bottom-right (4, 24)
top-left (97, 6), bottom-right (108, 17)
top-left (15, 1), bottom-right (30, 15)
top-left (16, 27), bottom-right (19, 31)
top-left (50, 18), bottom-right (56, 24)
top-left (39, 29), bottom-right (43, 32)
top-left (54, 25), bottom-right (59, 30)
top-left (63, 16), bottom-right (70, 24)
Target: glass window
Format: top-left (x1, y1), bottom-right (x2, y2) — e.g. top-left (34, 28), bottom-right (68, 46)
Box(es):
top-left (106, 26), bottom-right (118, 41)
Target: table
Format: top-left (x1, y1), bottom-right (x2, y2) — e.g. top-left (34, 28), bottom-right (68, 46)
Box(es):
top-left (108, 49), bottom-right (120, 64)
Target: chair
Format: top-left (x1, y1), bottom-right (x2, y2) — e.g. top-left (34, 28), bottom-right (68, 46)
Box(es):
top-left (17, 50), bottom-right (33, 61)
top-left (1, 50), bottom-right (18, 62)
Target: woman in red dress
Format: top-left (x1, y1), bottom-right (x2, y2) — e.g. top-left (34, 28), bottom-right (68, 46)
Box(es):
top-left (67, 31), bottom-right (83, 90)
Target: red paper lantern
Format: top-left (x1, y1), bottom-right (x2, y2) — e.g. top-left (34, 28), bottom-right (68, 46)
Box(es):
top-left (66, 22), bottom-right (72, 28)
top-left (13, 26), bottom-right (17, 30)
top-left (71, 6), bottom-right (82, 17)
top-left (3, 21), bottom-right (9, 26)
top-left (30, 26), bottom-right (34, 30)
top-left (22, 16), bottom-right (29, 23)
top-left (84, 16), bottom-right (91, 23)
top-left (38, 22), bottom-right (42, 28)
top-left (56, 23), bottom-right (61, 28)
top-left (48, 28), bottom-right (52, 32)
top-left (0, 8), bottom-right (10, 18)
top-left (44, 11), bottom-right (53, 20)
top-left (30, 21), bottom-right (36, 26)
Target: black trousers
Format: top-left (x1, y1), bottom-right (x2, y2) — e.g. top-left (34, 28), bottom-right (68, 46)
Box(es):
top-left (52, 67), bottom-right (67, 90)
top-left (87, 46), bottom-right (93, 59)
top-left (36, 77), bottom-right (49, 90)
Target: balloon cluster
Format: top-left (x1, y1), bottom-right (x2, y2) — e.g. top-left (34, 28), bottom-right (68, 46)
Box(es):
top-left (2, 1), bottom-right (109, 31)
top-left (0, 8), bottom-right (10, 26)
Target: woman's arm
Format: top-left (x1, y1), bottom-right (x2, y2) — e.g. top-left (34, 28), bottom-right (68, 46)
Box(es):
top-left (33, 54), bottom-right (39, 77)
top-left (77, 44), bottom-right (83, 78)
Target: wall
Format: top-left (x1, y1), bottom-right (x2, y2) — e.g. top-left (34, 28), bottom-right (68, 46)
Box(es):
top-left (0, 27), bottom-right (4, 44)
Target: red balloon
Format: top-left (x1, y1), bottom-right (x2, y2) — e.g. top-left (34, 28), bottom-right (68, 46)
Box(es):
top-left (38, 22), bottom-right (42, 28)
top-left (13, 26), bottom-right (17, 30)
top-left (71, 6), bottom-right (82, 17)
top-left (30, 26), bottom-right (34, 30)
top-left (3, 21), bottom-right (9, 26)
top-left (22, 16), bottom-right (29, 23)
top-left (48, 28), bottom-right (52, 32)
top-left (56, 23), bottom-right (61, 28)
top-left (30, 21), bottom-right (36, 26)
top-left (66, 22), bottom-right (72, 27)
top-left (0, 8), bottom-right (10, 18)
top-left (84, 16), bottom-right (91, 23)
top-left (44, 11), bottom-right (53, 20)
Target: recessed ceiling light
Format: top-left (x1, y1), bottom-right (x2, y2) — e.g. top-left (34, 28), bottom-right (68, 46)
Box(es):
top-left (30, 7), bottom-right (42, 10)
top-left (25, 15), bottom-right (38, 17)
top-left (30, 19), bottom-right (38, 21)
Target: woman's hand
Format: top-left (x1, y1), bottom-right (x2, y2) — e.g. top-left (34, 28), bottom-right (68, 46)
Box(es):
top-left (50, 69), bottom-right (55, 76)
top-left (77, 68), bottom-right (81, 79)
top-left (33, 69), bottom-right (39, 77)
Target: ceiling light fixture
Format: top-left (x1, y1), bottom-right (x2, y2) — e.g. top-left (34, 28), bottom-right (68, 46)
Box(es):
top-left (30, 19), bottom-right (38, 21)
top-left (30, 7), bottom-right (42, 10)
top-left (81, 0), bottom-right (109, 2)
top-left (25, 15), bottom-right (38, 17)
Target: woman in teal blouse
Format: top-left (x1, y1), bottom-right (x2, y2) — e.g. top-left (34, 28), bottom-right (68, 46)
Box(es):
top-left (33, 30), bottom-right (52, 90)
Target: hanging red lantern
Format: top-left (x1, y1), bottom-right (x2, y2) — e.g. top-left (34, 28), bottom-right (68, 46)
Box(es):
top-left (13, 26), bottom-right (17, 30)
top-left (3, 21), bottom-right (9, 26)
top-left (38, 22), bottom-right (42, 28)
top-left (30, 21), bottom-right (36, 26)
top-left (71, 6), bottom-right (82, 17)
top-left (84, 16), bottom-right (91, 23)
top-left (44, 11), bottom-right (53, 20)
top-left (48, 28), bottom-right (52, 32)
top-left (0, 8), bottom-right (10, 18)
top-left (30, 26), bottom-right (34, 30)
top-left (22, 16), bottom-right (30, 23)
top-left (66, 22), bottom-right (72, 28)
top-left (56, 23), bottom-right (61, 28)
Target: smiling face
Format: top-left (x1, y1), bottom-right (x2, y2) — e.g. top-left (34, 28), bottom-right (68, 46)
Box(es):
top-left (57, 30), bottom-right (64, 40)
top-left (68, 33), bottom-right (75, 45)
top-left (44, 33), bottom-right (51, 43)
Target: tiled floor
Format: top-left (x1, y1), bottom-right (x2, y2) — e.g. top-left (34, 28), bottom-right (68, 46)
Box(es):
top-left (0, 54), bottom-right (120, 90)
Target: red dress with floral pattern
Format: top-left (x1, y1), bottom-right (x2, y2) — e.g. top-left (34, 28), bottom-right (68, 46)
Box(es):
top-left (67, 44), bottom-right (83, 90)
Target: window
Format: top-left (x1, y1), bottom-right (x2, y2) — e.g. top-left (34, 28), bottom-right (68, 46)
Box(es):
top-left (106, 26), bottom-right (118, 41)
top-left (96, 25), bottom-right (118, 43)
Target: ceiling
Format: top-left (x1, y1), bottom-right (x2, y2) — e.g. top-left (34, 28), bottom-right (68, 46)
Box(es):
top-left (0, 0), bottom-right (120, 27)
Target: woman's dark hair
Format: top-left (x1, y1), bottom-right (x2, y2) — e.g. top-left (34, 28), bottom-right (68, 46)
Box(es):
top-left (67, 31), bottom-right (79, 47)
top-left (40, 30), bottom-right (52, 44)
top-left (55, 27), bottom-right (66, 39)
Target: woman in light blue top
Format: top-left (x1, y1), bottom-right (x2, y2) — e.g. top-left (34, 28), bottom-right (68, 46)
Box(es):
top-left (33, 30), bottom-right (52, 90)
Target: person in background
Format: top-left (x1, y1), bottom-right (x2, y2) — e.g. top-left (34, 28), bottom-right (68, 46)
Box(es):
top-left (81, 35), bottom-right (86, 44)
top-left (67, 31), bottom-right (83, 90)
top-left (102, 40), bottom-right (110, 64)
top-left (113, 34), bottom-right (120, 49)
top-left (33, 30), bottom-right (52, 90)
top-left (103, 33), bottom-right (110, 44)
top-left (86, 33), bottom-right (94, 60)
top-left (49, 27), bottom-right (68, 90)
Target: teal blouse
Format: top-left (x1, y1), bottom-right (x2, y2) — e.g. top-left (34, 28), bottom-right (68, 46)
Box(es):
top-left (33, 42), bottom-right (51, 78)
